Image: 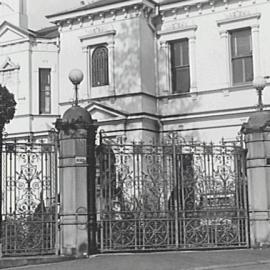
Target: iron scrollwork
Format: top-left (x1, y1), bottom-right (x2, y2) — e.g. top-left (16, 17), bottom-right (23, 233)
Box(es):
top-left (1, 141), bottom-right (57, 256)
top-left (96, 137), bottom-right (248, 251)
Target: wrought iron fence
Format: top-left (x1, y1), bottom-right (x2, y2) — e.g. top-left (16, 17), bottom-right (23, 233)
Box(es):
top-left (1, 139), bottom-right (58, 256)
top-left (96, 137), bottom-right (248, 251)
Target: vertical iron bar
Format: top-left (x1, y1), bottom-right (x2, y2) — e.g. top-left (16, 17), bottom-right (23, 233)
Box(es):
top-left (209, 143), bottom-right (215, 247)
top-left (87, 124), bottom-right (97, 255)
top-left (242, 148), bottom-right (250, 247)
top-left (180, 151), bottom-right (186, 247)
top-left (132, 142), bottom-right (137, 250)
top-left (108, 146), bottom-right (112, 251)
top-left (207, 144), bottom-right (212, 246)
top-left (54, 141), bottom-right (59, 255)
top-left (136, 143), bottom-right (141, 249)
top-left (172, 140), bottom-right (179, 248)
top-left (0, 127), bottom-right (3, 253)
top-left (4, 142), bottom-right (9, 255)
top-left (141, 143), bottom-right (145, 250)
top-left (234, 146), bottom-right (241, 246)
top-left (41, 145), bottom-right (45, 253)
top-left (8, 143), bottom-right (13, 253)
top-left (13, 142), bottom-right (17, 253)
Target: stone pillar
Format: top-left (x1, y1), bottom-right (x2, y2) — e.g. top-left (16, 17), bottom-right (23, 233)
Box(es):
top-left (242, 111), bottom-right (270, 247)
top-left (56, 105), bottom-right (97, 256)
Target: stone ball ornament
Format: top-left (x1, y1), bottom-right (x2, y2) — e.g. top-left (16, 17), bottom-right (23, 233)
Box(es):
top-left (69, 69), bottom-right (84, 86)
top-left (253, 76), bottom-right (266, 91)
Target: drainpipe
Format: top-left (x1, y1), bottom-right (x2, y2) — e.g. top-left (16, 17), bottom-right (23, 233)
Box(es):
top-left (147, 5), bottom-right (159, 33)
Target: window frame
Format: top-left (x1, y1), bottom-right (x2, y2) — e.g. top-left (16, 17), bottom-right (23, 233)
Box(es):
top-left (170, 38), bottom-right (191, 94)
top-left (91, 45), bottom-right (109, 87)
top-left (39, 68), bottom-right (51, 115)
top-left (79, 30), bottom-right (116, 98)
top-left (158, 25), bottom-right (197, 95)
top-left (217, 12), bottom-right (261, 87)
top-left (229, 28), bottom-right (253, 85)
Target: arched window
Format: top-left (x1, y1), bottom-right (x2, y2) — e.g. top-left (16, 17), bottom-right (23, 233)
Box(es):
top-left (92, 46), bottom-right (109, 87)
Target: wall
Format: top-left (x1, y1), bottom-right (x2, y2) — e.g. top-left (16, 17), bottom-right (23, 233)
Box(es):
top-left (157, 0), bottom-right (270, 142)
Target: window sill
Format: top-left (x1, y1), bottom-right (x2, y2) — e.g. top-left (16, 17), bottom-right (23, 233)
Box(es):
top-left (158, 83), bottom-right (258, 100)
top-left (91, 85), bottom-right (115, 98)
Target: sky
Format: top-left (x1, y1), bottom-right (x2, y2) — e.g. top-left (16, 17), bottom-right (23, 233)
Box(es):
top-left (27, 0), bottom-right (87, 30)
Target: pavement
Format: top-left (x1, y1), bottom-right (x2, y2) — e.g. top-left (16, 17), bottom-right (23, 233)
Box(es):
top-left (1, 248), bottom-right (270, 269)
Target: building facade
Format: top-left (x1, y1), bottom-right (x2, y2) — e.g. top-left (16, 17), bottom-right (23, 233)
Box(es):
top-left (1, 0), bottom-right (270, 142)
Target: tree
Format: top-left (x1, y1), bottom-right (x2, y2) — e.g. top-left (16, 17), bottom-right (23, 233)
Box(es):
top-left (0, 85), bottom-right (16, 128)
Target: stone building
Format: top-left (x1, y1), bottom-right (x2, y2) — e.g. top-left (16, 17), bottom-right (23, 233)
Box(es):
top-left (1, 0), bottom-right (270, 142)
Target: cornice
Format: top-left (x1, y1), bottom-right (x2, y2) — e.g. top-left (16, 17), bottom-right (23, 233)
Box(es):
top-left (159, 0), bottom-right (267, 23)
top-left (0, 38), bottom-right (30, 48)
top-left (48, 0), bottom-right (156, 30)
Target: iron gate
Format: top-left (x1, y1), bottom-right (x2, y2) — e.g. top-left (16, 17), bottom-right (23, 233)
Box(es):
top-left (96, 137), bottom-right (248, 252)
top-left (1, 139), bottom-right (58, 256)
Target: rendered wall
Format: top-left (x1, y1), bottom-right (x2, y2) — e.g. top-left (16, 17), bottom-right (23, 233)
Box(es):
top-left (157, 0), bottom-right (270, 142)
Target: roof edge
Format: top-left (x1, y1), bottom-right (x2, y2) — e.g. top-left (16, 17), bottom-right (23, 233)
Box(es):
top-left (46, 0), bottom-right (156, 22)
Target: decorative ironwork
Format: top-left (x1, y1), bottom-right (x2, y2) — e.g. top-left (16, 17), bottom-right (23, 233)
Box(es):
top-left (96, 138), bottom-right (248, 251)
top-left (1, 140), bottom-right (58, 256)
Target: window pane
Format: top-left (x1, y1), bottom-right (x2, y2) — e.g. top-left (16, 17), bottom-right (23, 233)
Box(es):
top-left (171, 42), bottom-right (181, 67)
top-left (173, 68), bottom-right (190, 93)
top-left (92, 46), bottom-right (109, 87)
top-left (232, 58), bottom-right (244, 84)
top-left (181, 40), bottom-right (189, 66)
top-left (244, 56), bottom-right (253, 82)
top-left (231, 29), bottom-right (252, 57)
top-left (171, 39), bottom-right (189, 67)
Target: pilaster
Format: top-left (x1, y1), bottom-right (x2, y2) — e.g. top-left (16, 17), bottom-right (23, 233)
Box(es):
top-left (242, 111), bottom-right (270, 247)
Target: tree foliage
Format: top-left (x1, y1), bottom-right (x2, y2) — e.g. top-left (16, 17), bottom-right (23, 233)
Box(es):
top-left (0, 85), bottom-right (16, 127)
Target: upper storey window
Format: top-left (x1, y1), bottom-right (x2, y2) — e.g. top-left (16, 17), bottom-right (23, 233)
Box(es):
top-left (92, 46), bottom-right (109, 87)
top-left (170, 39), bottom-right (190, 93)
top-left (39, 68), bottom-right (51, 114)
top-left (230, 28), bottom-right (253, 84)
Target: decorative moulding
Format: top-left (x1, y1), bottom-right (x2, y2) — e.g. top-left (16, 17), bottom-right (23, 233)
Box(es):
top-left (217, 11), bottom-right (261, 27)
top-left (158, 24), bottom-right (197, 42)
top-left (79, 29), bottom-right (116, 48)
top-left (49, 1), bottom-right (155, 28)
top-left (0, 57), bottom-right (20, 72)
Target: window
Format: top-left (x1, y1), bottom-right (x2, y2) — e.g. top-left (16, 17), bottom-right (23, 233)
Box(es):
top-left (39, 68), bottom-right (51, 114)
top-left (92, 46), bottom-right (109, 87)
top-left (170, 39), bottom-right (190, 93)
top-left (230, 28), bottom-right (253, 84)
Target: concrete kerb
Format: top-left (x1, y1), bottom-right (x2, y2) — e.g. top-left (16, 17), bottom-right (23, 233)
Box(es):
top-left (0, 256), bottom-right (75, 269)
top-left (192, 260), bottom-right (270, 270)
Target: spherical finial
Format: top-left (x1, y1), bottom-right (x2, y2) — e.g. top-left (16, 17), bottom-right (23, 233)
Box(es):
top-left (253, 76), bottom-right (266, 91)
top-left (69, 69), bottom-right (84, 86)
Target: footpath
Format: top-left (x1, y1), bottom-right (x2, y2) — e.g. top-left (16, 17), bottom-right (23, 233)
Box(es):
top-left (1, 248), bottom-right (270, 269)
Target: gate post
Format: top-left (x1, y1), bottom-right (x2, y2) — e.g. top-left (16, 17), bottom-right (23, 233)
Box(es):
top-left (242, 111), bottom-right (270, 247)
top-left (55, 70), bottom-right (97, 256)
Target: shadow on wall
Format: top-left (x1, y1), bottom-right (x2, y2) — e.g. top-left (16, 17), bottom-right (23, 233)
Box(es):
top-left (101, 17), bottom-right (201, 142)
